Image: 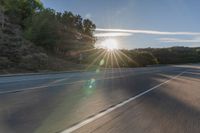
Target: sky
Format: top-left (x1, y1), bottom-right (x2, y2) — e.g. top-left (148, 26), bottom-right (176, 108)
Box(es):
top-left (41, 0), bottom-right (200, 49)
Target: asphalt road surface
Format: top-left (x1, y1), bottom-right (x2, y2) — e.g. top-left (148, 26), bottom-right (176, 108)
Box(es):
top-left (0, 64), bottom-right (200, 133)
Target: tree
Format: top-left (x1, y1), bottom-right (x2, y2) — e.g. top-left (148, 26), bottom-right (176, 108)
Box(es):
top-left (83, 19), bottom-right (96, 36)
top-left (24, 8), bottom-right (60, 51)
top-left (23, 8), bottom-right (97, 54)
top-left (0, 4), bottom-right (5, 29)
top-left (1, 0), bottom-right (43, 25)
top-left (81, 19), bottom-right (96, 49)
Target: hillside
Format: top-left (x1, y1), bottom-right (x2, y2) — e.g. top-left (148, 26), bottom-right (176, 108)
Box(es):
top-left (0, 12), bottom-right (86, 74)
top-left (0, 11), bottom-right (48, 73)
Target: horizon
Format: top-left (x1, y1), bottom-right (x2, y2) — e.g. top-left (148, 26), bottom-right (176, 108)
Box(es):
top-left (41, 0), bottom-right (200, 49)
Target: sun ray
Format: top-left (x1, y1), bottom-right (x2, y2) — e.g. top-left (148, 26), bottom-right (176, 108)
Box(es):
top-left (115, 50), bottom-right (127, 67)
top-left (85, 50), bottom-right (107, 69)
top-left (79, 48), bottom-right (97, 53)
top-left (118, 50), bottom-right (139, 66)
top-left (112, 50), bottom-right (122, 75)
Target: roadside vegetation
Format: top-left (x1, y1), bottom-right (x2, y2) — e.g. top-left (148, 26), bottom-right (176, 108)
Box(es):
top-left (0, 0), bottom-right (200, 74)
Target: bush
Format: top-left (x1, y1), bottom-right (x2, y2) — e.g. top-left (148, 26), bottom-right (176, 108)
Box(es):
top-left (19, 53), bottom-right (48, 70)
top-left (0, 57), bottom-right (12, 69)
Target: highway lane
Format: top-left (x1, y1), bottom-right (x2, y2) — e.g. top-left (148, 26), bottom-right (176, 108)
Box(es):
top-left (72, 66), bottom-right (200, 133)
top-left (0, 64), bottom-right (199, 133)
top-left (0, 66), bottom-right (175, 93)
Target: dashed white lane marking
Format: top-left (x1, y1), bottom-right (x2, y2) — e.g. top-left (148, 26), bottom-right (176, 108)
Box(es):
top-left (61, 71), bottom-right (186, 133)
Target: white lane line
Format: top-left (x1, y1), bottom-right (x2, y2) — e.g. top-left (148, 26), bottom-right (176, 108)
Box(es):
top-left (0, 70), bottom-right (162, 95)
top-left (183, 71), bottom-right (200, 75)
top-left (0, 77), bottom-right (74, 95)
top-left (0, 76), bottom-right (69, 84)
top-left (0, 70), bottom-right (124, 84)
top-left (0, 68), bottom-right (158, 84)
top-left (61, 71), bottom-right (186, 133)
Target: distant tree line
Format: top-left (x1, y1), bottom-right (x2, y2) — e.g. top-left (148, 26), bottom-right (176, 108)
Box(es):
top-left (118, 47), bottom-right (200, 67)
top-left (82, 49), bottom-right (158, 68)
top-left (136, 47), bottom-right (200, 64)
top-left (82, 47), bottom-right (200, 68)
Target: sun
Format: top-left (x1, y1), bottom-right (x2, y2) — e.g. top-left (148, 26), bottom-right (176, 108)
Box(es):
top-left (101, 38), bottom-right (119, 51)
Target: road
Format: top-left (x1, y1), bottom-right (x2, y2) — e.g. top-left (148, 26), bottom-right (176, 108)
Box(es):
top-left (0, 64), bottom-right (200, 133)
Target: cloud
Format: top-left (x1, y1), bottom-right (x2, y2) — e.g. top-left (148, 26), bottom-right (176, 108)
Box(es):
top-left (159, 37), bottom-right (200, 43)
top-left (94, 32), bottom-right (133, 37)
top-left (96, 28), bottom-right (200, 36)
top-left (95, 28), bottom-right (200, 46)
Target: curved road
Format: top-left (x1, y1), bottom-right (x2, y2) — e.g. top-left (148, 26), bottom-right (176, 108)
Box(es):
top-left (0, 64), bottom-right (200, 133)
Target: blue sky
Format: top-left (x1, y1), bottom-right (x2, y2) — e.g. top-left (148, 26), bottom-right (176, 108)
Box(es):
top-left (41, 0), bottom-right (200, 49)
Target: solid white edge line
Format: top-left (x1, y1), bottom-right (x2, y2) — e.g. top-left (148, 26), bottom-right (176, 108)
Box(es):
top-left (61, 71), bottom-right (186, 133)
